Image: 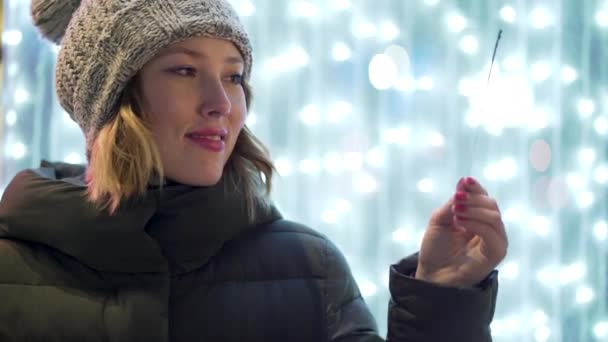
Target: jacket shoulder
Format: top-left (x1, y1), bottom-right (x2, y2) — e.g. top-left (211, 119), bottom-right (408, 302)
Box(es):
top-left (0, 238), bottom-right (103, 287)
top-left (212, 219), bottom-right (352, 283)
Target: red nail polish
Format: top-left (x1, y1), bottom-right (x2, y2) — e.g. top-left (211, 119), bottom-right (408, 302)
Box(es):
top-left (466, 177), bottom-right (477, 186)
top-left (454, 191), bottom-right (467, 201)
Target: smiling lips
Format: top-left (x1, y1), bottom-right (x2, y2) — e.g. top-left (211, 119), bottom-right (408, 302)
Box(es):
top-left (185, 128), bottom-right (227, 152)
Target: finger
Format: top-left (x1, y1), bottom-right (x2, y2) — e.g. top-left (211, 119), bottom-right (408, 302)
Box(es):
top-left (453, 216), bottom-right (508, 262)
top-left (430, 197), bottom-right (456, 226)
top-left (453, 192), bottom-right (499, 212)
top-left (452, 205), bottom-right (508, 242)
top-left (457, 176), bottom-right (488, 196)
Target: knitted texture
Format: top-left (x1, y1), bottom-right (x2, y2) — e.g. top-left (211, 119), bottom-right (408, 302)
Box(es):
top-left (30, 0), bottom-right (253, 151)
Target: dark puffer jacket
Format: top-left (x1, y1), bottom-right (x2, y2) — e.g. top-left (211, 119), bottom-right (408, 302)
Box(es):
top-left (0, 162), bottom-right (498, 341)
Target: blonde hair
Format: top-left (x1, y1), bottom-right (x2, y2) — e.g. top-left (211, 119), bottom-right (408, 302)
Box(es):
top-left (86, 81), bottom-right (275, 222)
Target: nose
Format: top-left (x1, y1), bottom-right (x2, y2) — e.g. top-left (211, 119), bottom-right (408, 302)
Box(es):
top-left (198, 78), bottom-right (232, 118)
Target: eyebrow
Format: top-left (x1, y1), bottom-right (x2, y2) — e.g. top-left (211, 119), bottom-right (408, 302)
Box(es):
top-left (156, 46), bottom-right (244, 65)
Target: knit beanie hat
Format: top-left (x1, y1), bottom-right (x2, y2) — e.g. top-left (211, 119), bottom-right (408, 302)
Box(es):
top-left (30, 0), bottom-right (253, 155)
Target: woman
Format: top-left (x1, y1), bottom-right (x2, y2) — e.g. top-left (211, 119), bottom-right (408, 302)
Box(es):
top-left (0, 0), bottom-right (508, 341)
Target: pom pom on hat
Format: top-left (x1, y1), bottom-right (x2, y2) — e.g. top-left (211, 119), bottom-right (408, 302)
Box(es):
top-left (31, 0), bottom-right (82, 44)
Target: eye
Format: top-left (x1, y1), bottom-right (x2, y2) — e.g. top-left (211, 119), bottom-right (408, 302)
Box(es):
top-left (169, 66), bottom-right (197, 77)
top-left (228, 74), bottom-right (244, 85)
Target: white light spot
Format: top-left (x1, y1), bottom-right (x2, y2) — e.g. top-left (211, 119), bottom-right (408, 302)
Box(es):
top-left (352, 20), bottom-right (377, 39)
top-left (575, 286), bottom-right (594, 304)
top-left (596, 10), bottom-right (608, 27)
top-left (299, 104), bottom-right (321, 126)
top-left (529, 216), bottom-right (551, 237)
top-left (578, 148), bottom-right (596, 166)
top-left (531, 7), bottom-right (552, 29)
top-left (534, 326), bottom-right (551, 342)
top-left (275, 157), bottom-right (293, 176)
top-left (593, 165), bottom-right (608, 184)
top-left (500, 5), bottom-right (517, 23)
top-left (576, 191), bottom-right (594, 209)
top-left (263, 46), bottom-right (309, 76)
top-left (330, 0), bottom-right (351, 11)
top-left (63, 153), bottom-right (83, 164)
top-left (446, 13), bottom-right (467, 33)
top-left (2, 30), bottom-right (22, 46)
top-left (392, 228), bottom-right (409, 243)
top-left (500, 261), bottom-right (519, 280)
top-left (559, 262), bottom-right (586, 285)
top-left (503, 206), bottom-right (524, 223)
top-left (290, 1), bottom-right (319, 18)
top-left (323, 152), bottom-right (344, 174)
top-left (381, 126), bottom-right (410, 145)
top-left (594, 221), bottom-right (608, 241)
top-left (459, 34), bottom-right (479, 55)
top-left (369, 54), bottom-right (399, 90)
top-left (394, 75), bottom-right (416, 92)
top-left (503, 55), bottom-right (523, 71)
top-left (566, 173), bottom-right (586, 190)
top-left (332, 42), bottom-right (352, 61)
top-left (379, 21), bottom-right (400, 41)
top-left (321, 209), bottom-right (339, 224)
top-left (458, 78), bottom-right (477, 97)
top-left (594, 321), bottom-right (608, 338)
top-left (6, 110), bottom-right (17, 126)
top-left (7, 63), bottom-right (19, 77)
top-left (594, 116), bottom-right (608, 135)
top-left (577, 98), bottom-right (595, 118)
top-left (353, 172), bottom-right (378, 194)
top-left (384, 45), bottom-right (411, 77)
top-left (417, 178), bottom-right (434, 193)
top-left (483, 157), bottom-right (518, 181)
top-left (561, 65), bottom-right (578, 84)
top-left (235, 0), bottom-right (255, 17)
top-left (427, 131), bottom-right (445, 147)
top-left (299, 158), bottom-right (321, 175)
top-left (343, 152), bottom-right (364, 172)
top-left (9, 142), bottom-right (27, 159)
top-left (357, 278), bottom-right (378, 297)
top-left (246, 112), bottom-right (257, 126)
top-left (529, 107), bottom-right (551, 130)
top-left (14, 88), bottom-right (29, 104)
top-left (327, 101), bottom-right (353, 123)
top-left (335, 199), bottom-right (352, 213)
top-left (530, 62), bottom-right (552, 83)
top-left (531, 310), bottom-right (548, 326)
top-left (365, 147), bottom-right (386, 168)
top-left (417, 76), bottom-right (434, 91)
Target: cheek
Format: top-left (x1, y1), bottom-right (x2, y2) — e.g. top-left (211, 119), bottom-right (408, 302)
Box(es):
top-left (141, 86), bottom-right (191, 134)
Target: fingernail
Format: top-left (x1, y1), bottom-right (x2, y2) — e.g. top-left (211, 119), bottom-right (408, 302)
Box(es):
top-left (454, 191), bottom-right (468, 201)
top-left (466, 177), bottom-right (477, 186)
top-left (454, 215), bottom-right (468, 221)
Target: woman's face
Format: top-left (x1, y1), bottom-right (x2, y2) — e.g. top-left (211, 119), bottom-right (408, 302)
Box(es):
top-left (136, 37), bottom-right (247, 186)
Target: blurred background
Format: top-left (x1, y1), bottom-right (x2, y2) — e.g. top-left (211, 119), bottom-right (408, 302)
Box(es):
top-left (2, 0), bottom-right (608, 341)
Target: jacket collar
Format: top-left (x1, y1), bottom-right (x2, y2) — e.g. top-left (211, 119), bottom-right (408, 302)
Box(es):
top-left (0, 161), bottom-right (281, 275)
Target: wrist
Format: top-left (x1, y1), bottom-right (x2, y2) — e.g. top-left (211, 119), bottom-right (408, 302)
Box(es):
top-left (414, 268), bottom-right (473, 288)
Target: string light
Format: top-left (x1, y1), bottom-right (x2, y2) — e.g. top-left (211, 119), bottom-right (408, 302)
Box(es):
top-left (332, 42), bottom-right (352, 61)
top-left (4, 0), bottom-right (607, 339)
top-left (500, 5), bottom-right (517, 23)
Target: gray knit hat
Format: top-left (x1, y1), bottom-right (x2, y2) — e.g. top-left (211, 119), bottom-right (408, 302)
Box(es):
top-left (30, 0), bottom-right (253, 153)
